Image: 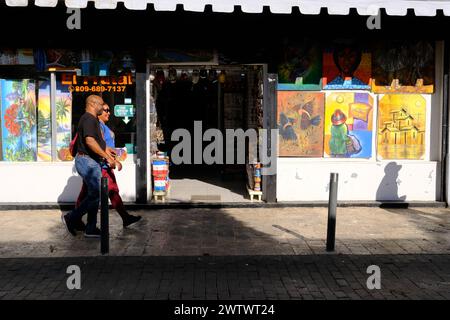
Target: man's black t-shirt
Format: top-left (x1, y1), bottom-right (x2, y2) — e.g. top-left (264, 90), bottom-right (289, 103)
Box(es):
top-left (76, 112), bottom-right (106, 162)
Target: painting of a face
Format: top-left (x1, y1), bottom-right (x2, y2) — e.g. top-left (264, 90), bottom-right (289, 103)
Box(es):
top-left (335, 47), bottom-right (362, 77)
top-left (323, 43), bottom-right (371, 90)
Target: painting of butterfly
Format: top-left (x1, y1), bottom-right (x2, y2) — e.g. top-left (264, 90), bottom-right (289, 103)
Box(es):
top-left (277, 91), bottom-right (325, 157)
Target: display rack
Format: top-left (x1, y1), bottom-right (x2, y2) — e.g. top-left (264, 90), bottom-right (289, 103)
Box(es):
top-left (151, 153), bottom-right (170, 202)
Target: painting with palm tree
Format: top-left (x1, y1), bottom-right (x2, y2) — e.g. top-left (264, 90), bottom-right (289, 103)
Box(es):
top-left (37, 81), bottom-right (51, 161)
top-left (36, 81), bottom-right (73, 161)
top-left (1, 79), bottom-right (37, 161)
top-left (55, 83), bottom-right (72, 161)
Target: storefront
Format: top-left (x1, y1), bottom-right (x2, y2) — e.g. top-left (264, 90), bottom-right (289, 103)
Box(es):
top-left (0, 0), bottom-right (449, 204)
top-left (0, 50), bottom-right (139, 202)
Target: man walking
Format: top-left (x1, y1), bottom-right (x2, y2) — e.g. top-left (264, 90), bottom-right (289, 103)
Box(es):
top-left (76, 103), bottom-right (141, 227)
top-left (62, 95), bottom-right (116, 238)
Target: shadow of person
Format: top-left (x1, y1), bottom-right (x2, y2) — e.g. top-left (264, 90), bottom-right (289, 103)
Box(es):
top-left (57, 175), bottom-right (82, 208)
top-left (376, 162), bottom-right (407, 202)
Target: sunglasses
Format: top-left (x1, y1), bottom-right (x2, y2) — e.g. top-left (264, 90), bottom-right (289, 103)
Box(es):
top-left (103, 108), bottom-right (111, 113)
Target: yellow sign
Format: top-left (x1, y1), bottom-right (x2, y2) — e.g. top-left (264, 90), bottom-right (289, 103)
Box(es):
top-left (62, 74), bottom-right (133, 93)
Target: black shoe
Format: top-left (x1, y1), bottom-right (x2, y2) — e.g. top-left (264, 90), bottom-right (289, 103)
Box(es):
top-left (84, 227), bottom-right (101, 238)
top-left (74, 220), bottom-right (86, 232)
top-left (123, 215), bottom-right (142, 228)
top-left (61, 212), bottom-right (77, 236)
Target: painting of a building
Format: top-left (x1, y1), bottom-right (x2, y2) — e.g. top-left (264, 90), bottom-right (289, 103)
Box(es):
top-left (378, 94), bottom-right (427, 160)
top-left (380, 108), bottom-right (425, 145)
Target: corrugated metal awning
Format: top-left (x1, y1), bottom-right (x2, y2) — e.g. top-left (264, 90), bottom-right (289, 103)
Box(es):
top-left (4, 0), bottom-right (450, 16)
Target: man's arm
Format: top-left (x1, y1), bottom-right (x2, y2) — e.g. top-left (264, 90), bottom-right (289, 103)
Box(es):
top-left (85, 137), bottom-right (116, 169)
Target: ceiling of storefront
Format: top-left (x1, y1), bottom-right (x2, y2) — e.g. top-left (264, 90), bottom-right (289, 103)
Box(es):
top-left (3, 0), bottom-right (450, 16)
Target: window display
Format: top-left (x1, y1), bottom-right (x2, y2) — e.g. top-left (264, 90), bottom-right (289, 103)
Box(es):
top-left (276, 39), bottom-right (435, 162)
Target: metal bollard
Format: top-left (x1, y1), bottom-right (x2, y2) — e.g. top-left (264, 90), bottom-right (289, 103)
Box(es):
top-left (326, 173), bottom-right (338, 252)
top-left (100, 177), bottom-right (109, 255)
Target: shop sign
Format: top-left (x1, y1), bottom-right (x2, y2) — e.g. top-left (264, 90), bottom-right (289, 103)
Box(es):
top-left (114, 105), bottom-right (134, 124)
top-left (62, 74), bottom-right (133, 93)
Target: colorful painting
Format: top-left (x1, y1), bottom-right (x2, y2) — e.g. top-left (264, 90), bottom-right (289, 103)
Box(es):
top-left (0, 79), bottom-right (37, 161)
top-left (377, 94), bottom-right (427, 160)
top-left (372, 41), bottom-right (434, 93)
top-left (277, 91), bottom-right (324, 157)
top-left (36, 80), bottom-right (73, 161)
top-left (324, 92), bottom-right (374, 158)
top-left (323, 43), bottom-right (371, 90)
top-left (55, 81), bottom-right (73, 161)
top-left (37, 81), bottom-right (51, 161)
top-left (278, 41), bottom-right (322, 91)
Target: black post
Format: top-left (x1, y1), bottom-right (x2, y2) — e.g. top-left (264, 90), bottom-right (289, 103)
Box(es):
top-left (326, 173), bottom-right (338, 252)
top-left (100, 177), bottom-right (109, 255)
top-left (262, 68), bottom-right (278, 203)
top-left (135, 49), bottom-right (148, 204)
top-left (442, 73), bottom-right (449, 205)
top-left (441, 40), bottom-right (449, 205)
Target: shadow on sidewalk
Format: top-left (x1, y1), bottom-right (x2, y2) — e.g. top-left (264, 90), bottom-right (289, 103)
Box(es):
top-left (381, 206), bottom-right (450, 248)
top-left (0, 206), bottom-right (449, 258)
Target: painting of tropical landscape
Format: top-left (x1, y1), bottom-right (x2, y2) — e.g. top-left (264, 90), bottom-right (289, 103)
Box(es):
top-left (56, 82), bottom-right (72, 161)
top-left (36, 80), bottom-right (72, 161)
top-left (37, 81), bottom-right (51, 161)
top-left (1, 79), bottom-right (37, 161)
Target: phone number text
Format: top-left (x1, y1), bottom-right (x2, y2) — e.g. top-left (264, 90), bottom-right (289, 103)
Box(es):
top-left (68, 85), bottom-right (127, 93)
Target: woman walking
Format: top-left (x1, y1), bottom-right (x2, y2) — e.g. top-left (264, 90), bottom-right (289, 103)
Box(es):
top-left (75, 103), bottom-right (141, 229)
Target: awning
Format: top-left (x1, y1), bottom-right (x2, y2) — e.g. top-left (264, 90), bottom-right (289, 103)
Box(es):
top-left (4, 0), bottom-right (450, 16)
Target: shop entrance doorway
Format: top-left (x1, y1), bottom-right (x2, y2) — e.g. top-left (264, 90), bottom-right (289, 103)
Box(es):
top-left (149, 65), bottom-right (265, 203)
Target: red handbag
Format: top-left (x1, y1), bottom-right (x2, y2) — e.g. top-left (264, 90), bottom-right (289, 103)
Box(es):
top-left (69, 133), bottom-right (79, 157)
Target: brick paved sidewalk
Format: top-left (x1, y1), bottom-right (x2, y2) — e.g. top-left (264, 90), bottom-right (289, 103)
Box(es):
top-left (1, 254), bottom-right (450, 300)
top-left (0, 206), bottom-right (450, 300)
top-left (0, 206), bottom-right (449, 257)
